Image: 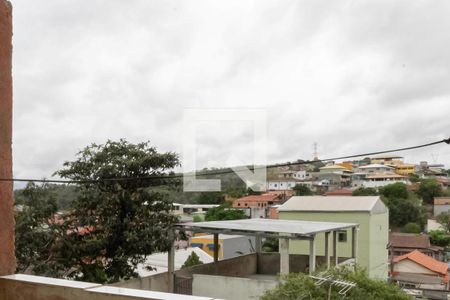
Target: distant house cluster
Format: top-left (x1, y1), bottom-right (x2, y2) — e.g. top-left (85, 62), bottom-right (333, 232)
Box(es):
top-left (266, 155), bottom-right (448, 193)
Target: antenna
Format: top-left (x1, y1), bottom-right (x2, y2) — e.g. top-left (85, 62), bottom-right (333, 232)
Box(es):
top-left (431, 153), bottom-right (439, 164)
top-left (313, 142), bottom-right (319, 160)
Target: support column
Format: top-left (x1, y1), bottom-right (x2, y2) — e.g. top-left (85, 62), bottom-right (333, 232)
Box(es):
top-left (255, 235), bottom-right (262, 253)
top-left (352, 227), bottom-right (358, 265)
top-left (168, 241), bottom-right (175, 293)
top-left (279, 238), bottom-right (289, 275)
top-left (213, 233), bottom-right (219, 263)
top-left (0, 0), bottom-right (15, 276)
top-left (333, 231), bottom-right (338, 266)
top-left (325, 232), bottom-right (330, 270)
top-left (309, 236), bottom-right (316, 274)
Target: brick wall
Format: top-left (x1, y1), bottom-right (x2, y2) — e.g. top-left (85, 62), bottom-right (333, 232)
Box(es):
top-left (0, 0), bottom-right (15, 275)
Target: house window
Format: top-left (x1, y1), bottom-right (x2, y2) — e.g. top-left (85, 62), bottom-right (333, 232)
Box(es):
top-left (237, 203), bottom-right (240, 206)
top-left (338, 231), bottom-right (347, 242)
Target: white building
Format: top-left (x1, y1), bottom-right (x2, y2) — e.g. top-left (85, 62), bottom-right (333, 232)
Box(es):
top-left (172, 204), bottom-right (220, 215)
top-left (357, 164), bottom-right (395, 174)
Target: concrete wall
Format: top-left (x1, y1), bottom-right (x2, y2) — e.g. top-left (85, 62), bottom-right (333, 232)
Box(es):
top-left (434, 205), bottom-right (450, 217)
top-left (110, 272), bottom-right (169, 292)
top-left (279, 211), bottom-right (389, 279)
top-left (257, 253), bottom-right (347, 274)
top-left (192, 274), bottom-right (277, 300)
top-left (115, 254), bottom-right (258, 292)
top-left (175, 253), bottom-right (257, 278)
top-left (0, 274), bottom-right (218, 300)
top-left (0, 0), bottom-right (15, 276)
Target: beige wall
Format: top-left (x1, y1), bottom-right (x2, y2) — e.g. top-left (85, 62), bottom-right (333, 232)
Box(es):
top-left (193, 274), bottom-right (277, 300)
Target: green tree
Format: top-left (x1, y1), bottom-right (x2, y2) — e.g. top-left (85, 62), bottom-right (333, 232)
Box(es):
top-left (261, 268), bottom-right (410, 300)
top-left (262, 237), bottom-right (279, 252)
top-left (380, 183), bottom-right (426, 228)
top-left (436, 212), bottom-right (450, 233)
top-left (15, 182), bottom-right (60, 275)
top-left (380, 182), bottom-right (409, 199)
top-left (402, 222), bottom-right (421, 234)
top-left (408, 173), bottom-right (420, 183)
top-left (196, 192), bottom-right (225, 204)
top-left (54, 140), bottom-right (180, 283)
top-left (204, 201), bottom-right (247, 221)
top-left (417, 178), bottom-right (443, 204)
top-left (352, 187), bottom-right (378, 196)
top-left (429, 230), bottom-right (450, 247)
top-left (181, 252), bottom-right (203, 269)
top-left (293, 184), bottom-right (313, 196)
top-left (193, 215), bottom-right (203, 222)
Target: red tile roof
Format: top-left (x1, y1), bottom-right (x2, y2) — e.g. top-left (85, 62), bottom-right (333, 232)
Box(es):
top-left (234, 194), bottom-right (280, 203)
top-left (324, 188), bottom-right (353, 196)
top-left (393, 250), bottom-right (448, 276)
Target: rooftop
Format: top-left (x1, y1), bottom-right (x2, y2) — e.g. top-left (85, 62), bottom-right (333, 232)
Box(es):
top-left (278, 196), bottom-right (387, 214)
top-left (393, 250), bottom-right (448, 276)
top-left (434, 197), bottom-right (450, 205)
top-left (319, 165), bottom-right (347, 170)
top-left (371, 155), bottom-right (404, 160)
top-left (389, 232), bottom-right (430, 249)
top-left (234, 194), bottom-right (280, 202)
top-left (324, 188), bottom-right (353, 196)
top-left (366, 173), bottom-right (406, 179)
top-left (358, 164), bottom-right (395, 169)
top-left (177, 218), bottom-right (357, 238)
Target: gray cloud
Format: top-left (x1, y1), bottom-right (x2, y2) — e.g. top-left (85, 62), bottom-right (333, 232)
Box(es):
top-left (9, 0), bottom-right (450, 183)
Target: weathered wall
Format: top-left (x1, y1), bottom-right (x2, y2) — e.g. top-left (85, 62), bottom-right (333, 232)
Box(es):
top-left (257, 253), bottom-right (347, 274)
top-left (0, 274), bottom-right (218, 300)
top-left (175, 253), bottom-right (257, 278)
top-left (192, 274), bottom-right (277, 300)
top-left (111, 272), bottom-right (168, 292)
top-left (0, 0), bottom-right (15, 276)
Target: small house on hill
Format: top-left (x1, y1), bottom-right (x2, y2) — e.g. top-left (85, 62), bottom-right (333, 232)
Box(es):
top-left (278, 196), bottom-right (388, 279)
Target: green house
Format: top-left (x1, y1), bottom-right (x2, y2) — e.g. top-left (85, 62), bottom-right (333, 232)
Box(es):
top-left (278, 196), bottom-right (388, 279)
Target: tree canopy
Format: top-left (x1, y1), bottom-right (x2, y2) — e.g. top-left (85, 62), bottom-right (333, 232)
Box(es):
top-left (261, 268), bottom-right (410, 300)
top-left (380, 183), bottom-right (426, 228)
top-left (204, 201), bottom-right (247, 221)
top-left (181, 252), bottom-right (203, 269)
top-left (436, 212), bottom-right (450, 233)
top-left (352, 187), bottom-right (378, 196)
top-left (293, 184), bottom-right (313, 196)
top-left (417, 178), bottom-right (442, 204)
top-left (15, 182), bottom-right (60, 275)
top-left (52, 140), bottom-right (180, 283)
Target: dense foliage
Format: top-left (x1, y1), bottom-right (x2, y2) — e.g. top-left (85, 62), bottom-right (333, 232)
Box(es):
top-left (436, 212), bottom-right (450, 233)
top-left (402, 222), bottom-right (421, 234)
top-left (293, 184), bottom-right (313, 196)
top-left (15, 141), bottom-right (187, 283)
top-left (204, 201), bottom-right (247, 221)
top-left (15, 183), bottom-right (61, 275)
top-left (380, 183), bottom-right (426, 228)
top-left (262, 237), bottom-right (279, 252)
top-left (429, 230), bottom-right (450, 247)
top-left (261, 268), bottom-right (410, 300)
top-left (417, 178), bottom-right (443, 204)
top-left (352, 187), bottom-right (378, 196)
top-left (181, 252), bottom-right (203, 269)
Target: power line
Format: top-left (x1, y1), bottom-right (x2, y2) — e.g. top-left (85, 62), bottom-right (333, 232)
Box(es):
top-left (0, 137), bottom-right (449, 185)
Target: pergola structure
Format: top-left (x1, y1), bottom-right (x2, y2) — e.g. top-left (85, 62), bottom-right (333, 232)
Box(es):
top-left (170, 218), bottom-right (358, 292)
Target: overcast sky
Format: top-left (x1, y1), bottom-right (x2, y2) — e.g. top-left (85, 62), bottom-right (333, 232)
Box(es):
top-left (10, 0), bottom-right (450, 183)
